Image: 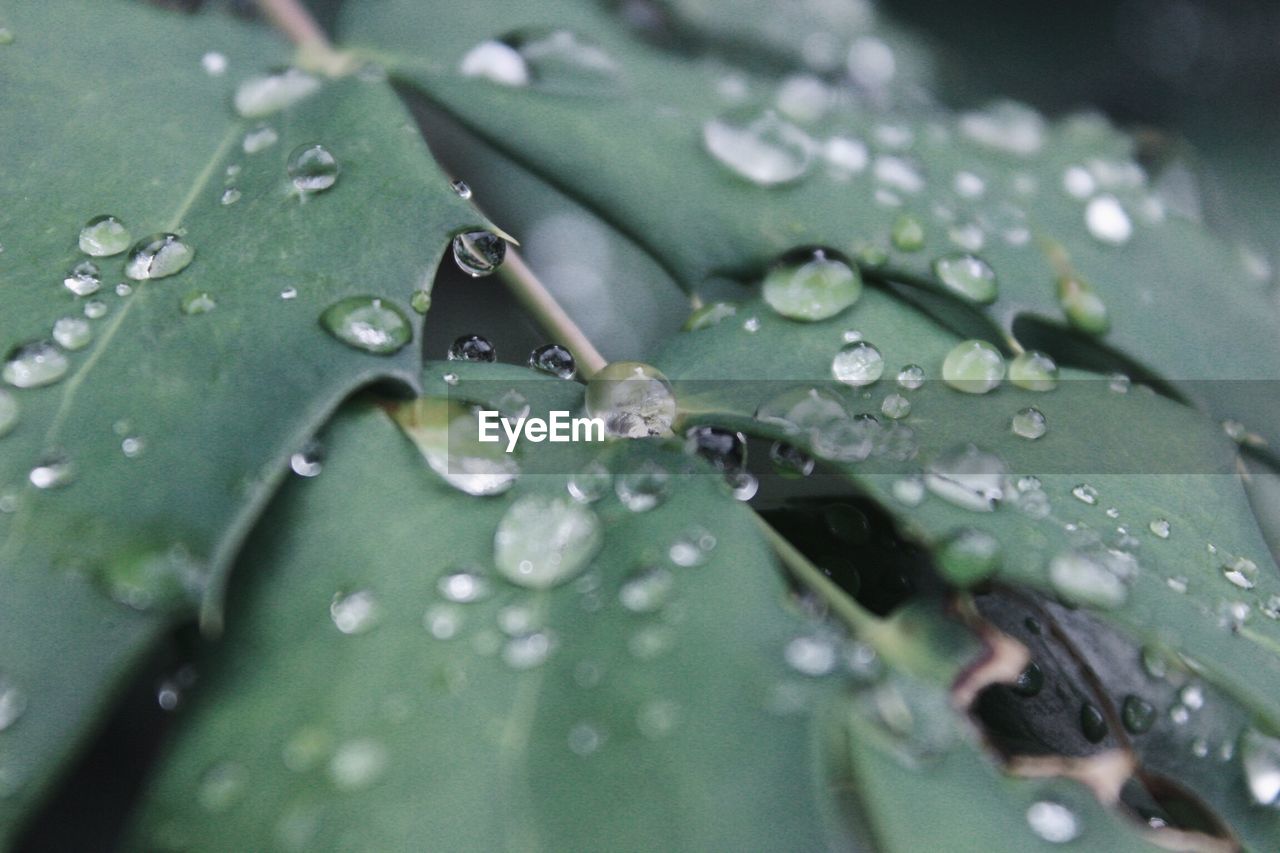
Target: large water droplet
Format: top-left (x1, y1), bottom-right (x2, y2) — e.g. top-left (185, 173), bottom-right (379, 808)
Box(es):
top-left (1057, 276), bottom-right (1109, 335)
top-left (1008, 351), bottom-right (1058, 391)
top-left (614, 458), bottom-right (671, 512)
top-left (403, 399), bottom-right (519, 496)
top-left (1085, 194), bottom-right (1132, 245)
top-left (63, 260), bottom-right (101, 296)
top-left (452, 230), bottom-right (507, 277)
top-left (763, 250), bottom-right (862, 321)
top-left (1012, 662), bottom-right (1044, 697)
top-left (233, 68), bottom-right (321, 118)
top-left (78, 215), bottom-right (131, 257)
top-left (461, 30), bottom-right (618, 94)
top-left (1026, 801), bottom-right (1079, 844)
top-left (494, 495), bottom-right (602, 588)
top-left (784, 635), bottom-right (838, 676)
top-left (925, 445), bottom-right (1006, 511)
top-left (896, 364), bottom-right (925, 390)
top-left (1080, 702), bottom-right (1108, 742)
top-left (1011, 407), bottom-right (1047, 440)
top-left (1149, 518), bottom-right (1171, 539)
top-left (619, 565), bottom-right (674, 613)
top-left (4, 341), bottom-right (69, 389)
top-left (703, 110), bottom-right (813, 187)
top-left (1122, 695), bottom-right (1155, 734)
top-left (567, 459), bottom-right (610, 503)
top-left (125, 233), bottom-right (194, 280)
top-left (528, 344), bottom-right (576, 379)
top-left (51, 317), bottom-right (92, 351)
top-left (932, 254), bottom-right (997, 304)
top-left (447, 334), bottom-right (496, 362)
top-left (1242, 727), bottom-right (1280, 806)
top-left (330, 589), bottom-right (380, 635)
top-left (319, 296), bottom-right (411, 354)
top-left (684, 425), bottom-right (746, 474)
top-left (880, 393), bottom-right (911, 419)
top-left (585, 361), bottom-right (676, 438)
top-left (942, 340), bottom-right (1005, 394)
top-left (242, 124), bottom-right (278, 154)
top-left (831, 341), bottom-right (884, 387)
top-left (287, 144), bottom-right (339, 194)
top-left (1049, 549), bottom-right (1128, 608)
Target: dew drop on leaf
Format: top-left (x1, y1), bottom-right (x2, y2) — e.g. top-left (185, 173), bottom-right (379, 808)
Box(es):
top-left (896, 364), bottom-right (925, 390)
top-left (409, 290), bottom-right (432, 314)
top-left (1049, 549), bottom-right (1128, 609)
top-left (585, 361), bottom-right (676, 438)
top-left (3, 341), bottom-right (69, 389)
top-left (180, 291), bottom-right (217, 315)
top-left (437, 568), bottom-right (491, 603)
top-left (233, 68), bottom-right (321, 118)
top-left (78, 215), bottom-right (131, 257)
top-left (1121, 695), bottom-right (1155, 734)
top-left (197, 763), bottom-right (245, 813)
top-left (1025, 801), bottom-right (1079, 844)
top-left (125, 233), bottom-right (194, 280)
top-left (890, 213), bottom-right (925, 251)
top-left (287, 143), bottom-right (339, 194)
top-left (200, 51), bottom-right (227, 76)
top-left (1080, 702), bottom-right (1108, 742)
top-left (319, 296), bottom-right (411, 355)
top-left (769, 441), bottom-right (815, 477)
top-left (220, 188), bottom-right (241, 206)
top-left (941, 340), bottom-right (1004, 394)
top-left (703, 109), bottom-right (814, 187)
top-left (880, 393), bottom-right (910, 419)
top-left (1057, 276), bottom-right (1110, 335)
top-left (683, 301), bottom-right (737, 331)
top-left (1085, 194), bottom-right (1132, 245)
top-left (1008, 351), bottom-right (1058, 391)
top-left (450, 179), bottom-right (472, 199)
top-left (932, 253), bottom-right (997, 303)
top-left (1149, 518), bottom-right (1171, 539)
top-left (494, 494), bottom-right (602, 589)
top-left (451, 230), bottom-right (507, 277)
top-left (937, 528), bottom-right (1001, 584)
top-left (1011, 662), bottom-right (1043, 697)
top-left (619, 565), bottom-right (674, 613)
top-left (527, 344), bottom-right (576, 379)
top-left (447, 334), bottom-right (496, 363)
top-left (1242, 727), bottom-right (1280, 806)
top-left (1011, 407), bottom-right (1047, 440)
top-left (614, 458), bottom-right (672, 512)
top-left (925, 444), bottom-right (1007, 511)
top-left (0, 676), bottom-right (27, 732)
top-left (762, 250), bottom-right (862, 322)
top-left (51, 316), bottom-right (91, 351)
top-left (329, 589), bottom-right (380, 635)
top-left (1071, 484), bottom-right (1099, 505)
top-left (328, 738), bottom-right (387, 790)
top-left (567, 459), bottom-right (610, 503)
top-left (63, 260), bottom-right (102, 296)
top-left (831, 341), bottom-right (884, 387)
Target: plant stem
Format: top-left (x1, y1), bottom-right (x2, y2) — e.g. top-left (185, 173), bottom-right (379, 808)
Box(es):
top-left (255, 0), bottom-right (330, 50)
top-left (497, 251), bottom-right (608, 378)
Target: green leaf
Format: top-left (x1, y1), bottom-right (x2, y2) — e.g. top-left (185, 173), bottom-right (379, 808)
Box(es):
top-left (340, 0), bottom-right (1280, 449)
top-left (0, 1), bottom-right (484, 835)
top-left (126, 391), bottom-right (841, 851)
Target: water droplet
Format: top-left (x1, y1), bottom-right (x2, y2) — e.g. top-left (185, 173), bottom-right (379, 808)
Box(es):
top-left (83, 300), bottom-right (107, 319)
top-left (823, 136), bottom-right (868, 175)
top-left (503, 630), bottom-right (555, 669)
top-left (1049, 549), bottom-right (1128, 608)
top-left (1085, 194), bottom-right (1132, 245)
top-left (451, 230), bottom-right (506, 277)
top-left (880, 393), bottom-right (911, 419)
top-left (437, 568), bottom-right (491, 603)
top-left (462, 30), bottom-right (617, 93)
top-left (785, 635), bottom-right (838, 676)
top-left (1012, 662), bottom-right (1044, 697)
top-left (121, 435), bottom-right (146, 458)
top-left (279, 286), bottom-right (298, 301)
top-left (925, 444), bottom-right (1007, 511)
top-left (63, 260), bottom-right (101, 296)
top-left (933, 253), bottom-right (997, 303)
top-left (891, 213), bottom-right (925, 251)
top-left (450, 179), bottom-right (472, 199)
top-left (937, 528), bottom-right (1001, 584)
top-left (234, 68), bottom-right (321, 118)
top-left (1122, 695), bottom-right (1155, 734)
top-left (896, 364), bottom-right (925, 390)
top-left (446, 334), bottom-right (495, 363)
top-left (636, 699), bottom-right (680, 739)
top-left (892, 476), bottom-right (925, 506)
top-left (703, 110), bottom-right (813, 186)
top-left (568, 721), bottom-right (604, 756)
top-left (30, 448), bottom-right (73, 489)
top-left (1221, 555), bottom-right (1257, 590)
top-left (831, 341), bottom-right (884, 387)
top-left (1057, 276), bottom-right (1109, 335)
top-left (1026, 801), bottom-right (1080, 844)
top-left (528, 344), bottom-right (576, 379)
top-left (614, 458), bottom-right (671, 512)
top-left (407, 290), bottom-right (432, 315)
top-left (494, 494), bottom-right (602, 589)
top-left (566, 459), bottom-right (610, 503)
top-left (683, 301), bottom-right (737, 331)
top-left (1242, 727), bottom-right (1280, 805)
top-left (78, 215), bottom-right (131, 257)
top-left (328, 738), bottom-right (387, 790)
top-left (585, 361), bottom-right (676, 438)
top-left (0, 677), bottom-right (27, 732)
top-left (238, 125), bottom-right (277, 156)
top-left (0, 391), bottom-right (17, 438)
top-left (220, 187), bottom-right (241, 206)
top-left (4, 341), bottom-right (69, 389)
top-left (0, 27), bottom-right (14, 45)
top-left (770, 441), bottom-right (815, 477)
top-left (1011, 407), bottom-right (1047, 440)
top-left (125, 233), bottom-right (193, 280)
top-left (286, 143), bottom-right (339, 194)
top-left (1071, 484), bottom-right (1099, 505)
top-left (330, 589), bottom-right (380, 635)
top-left (52, 317), bottom-right (91, 351)
top-left (180, 291), bottom-right (217, 315)
top-left (683, 425), bottom-right (745, 474)
top-left (289, 441), bottom-right (323, 477)
top-left (319, 296), bottom-right (411, 355)
top-left (742, 315), bottom-right (761, 333)
top-left (424, 602), bottom-right (463, 639)
top-left (1148, 519), bottom-right (1170, 540)
top-left (762, 250), bottom-right (862, 321)
top-left (619, 565), bottom-right (674, 613)
top-left (941, 340), bottom-right (1005, 394)
top-left (115, 282), bottom-right (133, 297)
top-left (1008, 351), bottom-right (1058, 391)
top-left (201, 51), bottom-right (227, 75)
top-left (668, 527), bottom-right (716, 567)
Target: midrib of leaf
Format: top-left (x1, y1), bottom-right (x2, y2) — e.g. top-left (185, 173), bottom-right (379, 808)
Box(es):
top-left (1, 122), bottom-right (244, 565)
